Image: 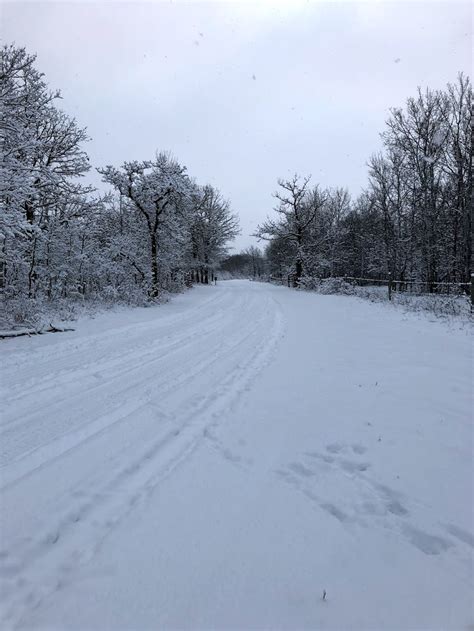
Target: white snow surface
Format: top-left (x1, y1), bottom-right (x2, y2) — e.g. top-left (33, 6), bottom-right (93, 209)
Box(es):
top-left (0, 280), bottom-right (472, 630)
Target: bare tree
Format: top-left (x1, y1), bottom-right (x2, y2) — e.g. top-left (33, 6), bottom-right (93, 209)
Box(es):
top-left (255, 175), bottom-right (326, 283)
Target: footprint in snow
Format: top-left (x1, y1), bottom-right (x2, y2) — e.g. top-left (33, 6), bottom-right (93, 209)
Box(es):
top-left (305, 451), bottom-right (334, 464)
top-left (275, 468), bottom-right (300, 487)
top-left (320, 502), bottom-right (350, 523)
top-left (221, 448), bottom-right (243, 464)
top-left (444, 524), bottom-right (474, 548)
top-left (326, 442), bottom-right (345, 454)
top-left (340, 459), bottom-right (371, 473)
top-left (386, 499), bottom-right (409, 516)
top-left (44, 531), bottom-right (60, 545)
top-left (278, 452), bottom-right (456, 561)
top-left (288, 462), bottom-right (316, 478)
top-left (402, 525), bottom-right (452, 555)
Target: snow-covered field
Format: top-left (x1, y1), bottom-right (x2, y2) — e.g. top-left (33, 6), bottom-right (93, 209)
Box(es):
top-left (1, 280), bottom-right (472, 630)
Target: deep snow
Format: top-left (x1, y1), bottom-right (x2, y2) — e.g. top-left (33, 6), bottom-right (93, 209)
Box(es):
top-left (0, 280), bottom-right (472, 629)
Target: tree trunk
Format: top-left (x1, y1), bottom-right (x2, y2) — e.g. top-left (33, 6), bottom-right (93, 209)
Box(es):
top-left (295, 259), bottom-right (302, 284)
top-left (28, 237), bottom-right (37, 298)
top-left (150, 232), bottom-right (159, 297)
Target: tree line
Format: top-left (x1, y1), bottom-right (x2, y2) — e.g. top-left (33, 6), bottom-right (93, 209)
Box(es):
top-left (1, 44), bottom-right (239, 318)
top-left (252, 74), bottom-right (471, 290)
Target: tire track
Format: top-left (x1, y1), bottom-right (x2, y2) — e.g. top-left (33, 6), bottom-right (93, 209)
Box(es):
top-left (0, 287), bottom-right (285, 629)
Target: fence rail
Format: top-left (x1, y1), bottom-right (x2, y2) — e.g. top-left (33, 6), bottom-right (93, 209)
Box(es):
top-left (268, 273), bottom-right (474, 306)
top-left (344, 276), bottom-right (469, 288)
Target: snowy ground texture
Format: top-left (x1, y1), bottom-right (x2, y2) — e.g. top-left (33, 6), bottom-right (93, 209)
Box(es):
top-left (1, 280), bottom-right (472, 630)
top-left (296, 277), bottom-right (472, 320)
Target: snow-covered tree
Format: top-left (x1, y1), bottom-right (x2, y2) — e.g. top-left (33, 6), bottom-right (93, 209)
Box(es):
top-left (189, 184), bottom-right (239, 283)
top-left (1, 44), bottom-right (96, 302)
top-left (98, 154), bottom-right (191, 297)
top-left (260, 75), bottom-right (472, 291)
top-left (1, 44), bottom-right (239, 326)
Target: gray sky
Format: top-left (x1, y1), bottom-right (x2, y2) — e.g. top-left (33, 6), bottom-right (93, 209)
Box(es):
top-left (2, 1), bottom-right (472, 251)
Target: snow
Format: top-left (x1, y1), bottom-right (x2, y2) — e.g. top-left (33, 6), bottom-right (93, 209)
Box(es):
top-left (1, 280), bottom-right (472, 630)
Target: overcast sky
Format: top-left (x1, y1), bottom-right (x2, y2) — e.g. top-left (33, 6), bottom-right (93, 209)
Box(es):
top-left (2, 0), bottom-right (472, 250)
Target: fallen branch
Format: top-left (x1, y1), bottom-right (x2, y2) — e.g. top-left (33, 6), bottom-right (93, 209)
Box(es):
top-left (0, 324), bottom-right (75, 339)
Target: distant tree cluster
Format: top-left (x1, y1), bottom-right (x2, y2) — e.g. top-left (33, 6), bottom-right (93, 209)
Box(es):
top-left (219, 246), bottom-right (266, 279)
top-left (257, 75), bottom-right (472, 289)
top-left (0, 45), bottom-right (239, 321)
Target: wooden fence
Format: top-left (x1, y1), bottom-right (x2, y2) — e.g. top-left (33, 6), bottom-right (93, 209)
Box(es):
top-left (268, 273), bottom-right (474, 306)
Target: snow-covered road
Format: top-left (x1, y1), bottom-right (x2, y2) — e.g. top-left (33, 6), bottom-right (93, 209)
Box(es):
top-left (1, 280), bottom-right (472, 629)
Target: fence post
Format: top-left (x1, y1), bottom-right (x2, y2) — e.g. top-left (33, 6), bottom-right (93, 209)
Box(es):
top-left (471, 273), bottom-right (474, 311)
top-left (388, 272), bottom-right (392, 301)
